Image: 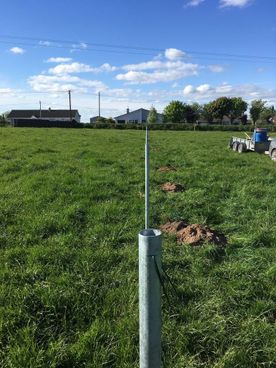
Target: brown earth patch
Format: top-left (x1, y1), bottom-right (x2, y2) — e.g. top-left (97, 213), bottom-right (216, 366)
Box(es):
top-left (158, 165), bottom-right (177, 173)
top-left (161, 182), bottom-right (185, 193)
top-left (160, 220), bottom-right (187, 233)
top-left (160, 221), bottom-right (227, 246)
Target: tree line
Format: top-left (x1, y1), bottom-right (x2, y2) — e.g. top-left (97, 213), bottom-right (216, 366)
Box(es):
top-left (148, 97), bottom-right (275, 126)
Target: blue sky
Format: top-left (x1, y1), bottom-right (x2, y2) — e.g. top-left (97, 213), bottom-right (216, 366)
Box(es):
top-left (0, 0), bottom-right (275, 120)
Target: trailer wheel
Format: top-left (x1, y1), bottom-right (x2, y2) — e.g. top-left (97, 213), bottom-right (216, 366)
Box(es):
top-left (238, 143), bottom-right (246, 153)
top-left (271, 149), bottom-right (276, 161)
top-left (232, 142), bottom-right (238, 151)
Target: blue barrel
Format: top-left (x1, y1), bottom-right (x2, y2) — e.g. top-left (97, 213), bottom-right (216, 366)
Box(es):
top-left (253, 128), bottom-right (268, 142)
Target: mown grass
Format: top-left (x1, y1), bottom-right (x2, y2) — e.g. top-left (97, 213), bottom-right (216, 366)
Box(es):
top-left (0, 127), bottom-right (275, 368)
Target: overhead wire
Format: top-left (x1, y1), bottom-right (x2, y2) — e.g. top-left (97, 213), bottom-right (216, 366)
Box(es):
top-left (0, 34), bottom-right (275, 62)
top-left (0, 33), bottom-right (274, 109)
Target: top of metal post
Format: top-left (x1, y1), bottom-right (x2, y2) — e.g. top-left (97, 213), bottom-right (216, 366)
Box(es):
top-left (145, 123), bottom-right (149, 229)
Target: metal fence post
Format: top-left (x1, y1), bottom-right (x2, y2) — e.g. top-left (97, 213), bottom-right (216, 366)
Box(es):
top-left (139, 229), bottom-right (162, 368)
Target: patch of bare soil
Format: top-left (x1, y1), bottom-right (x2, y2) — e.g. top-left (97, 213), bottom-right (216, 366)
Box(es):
top-left (158, 165), bottom-right (177, 173)
top-left (160, 220), bottom-right (187, 233)
top-left (160, 221), bottom-right (227, 246)
top-left (161, 182), bottom-right (185, 193)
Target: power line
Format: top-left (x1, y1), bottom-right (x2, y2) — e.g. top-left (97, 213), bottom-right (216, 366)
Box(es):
top-left (0, 40), bottom-right (157, 57)
top-left (0, 39), bottom-right (274, 64)
top-left (0, 34), bottom-right (163, 53)
top-left (0, 34), bottom-right (275, 62)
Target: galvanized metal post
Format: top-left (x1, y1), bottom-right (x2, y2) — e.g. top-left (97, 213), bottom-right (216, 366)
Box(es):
top-left (139, 229), bottom-right (162, 368)
top-left (68, 90), bottom-right (72, 123)
top-left (139, 123), bottom-right (162, 368)
top-left (145, 125), bottom-right (149, 229)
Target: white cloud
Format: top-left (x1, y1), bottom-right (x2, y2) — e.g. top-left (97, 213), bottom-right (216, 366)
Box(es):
top-left (70, 42), bottom-right (88, 52)
top-left (2, 81), bottom-right (276, 121)
top-left (216, 83), bottom-right (233, 93)
top-left (118, 52), bottom-right (198, 84)
top-left (165, 48), bottom-right (186, 60)
top-left (28, 73), bottom-right (107, 93)
top-left (0, 88), bottom-right (16, 95)
top-left (49, 62), bottom-right (117, 75)
top-left (219, 0), bottom-right (252, 8)
top-left (49, 62), bottom-right (94, 74)
top-left (123, 60), bottom-right (165, 71)
top-left (183, 85), bottom-right (194, 95)
top-left (116, 62), bottom-right (199, 84)
top-left (180, 82), bottom-right (276, 107)
top-left (46, 57), bottom-right (73, 63)
top-left (208, 64), bottom-right (225, 73)
top-left (97, 63), bottom-right (117, 72)
top-left (196, 84), bottom-right (211, 93)
top-left (186, 0), bottom-right (205, 6)
top-left (39, 41), bottom-right (52, 46)
top-left (10, 47), bottom-right (25, 55)
top-left (123, 60), bottom-right (191, 71)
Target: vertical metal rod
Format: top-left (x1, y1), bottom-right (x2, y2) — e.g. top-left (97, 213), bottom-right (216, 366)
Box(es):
top-left (139, 229), bottom-right (162, 368)
top-left (68, 90), bottom-right (72, 122)
top-left (39, 101), bottom-right (42, 118)
top-left (145, 125), bottom-right (149, 229)
top-left (98, 91), bottom-right (101, 118)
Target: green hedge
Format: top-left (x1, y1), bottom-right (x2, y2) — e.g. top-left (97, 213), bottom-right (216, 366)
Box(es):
top-left (86, 122), bottom-right (276, 132)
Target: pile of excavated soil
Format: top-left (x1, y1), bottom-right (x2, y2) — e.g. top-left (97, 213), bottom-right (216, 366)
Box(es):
top-left (161, 182), bottom-right (185, 193)
top-left (160, 221), bottom-right (227, 246)
top-left (158, 165), bottom-right (177, 173)
top-left (161, 220), bottom-right (187, 233)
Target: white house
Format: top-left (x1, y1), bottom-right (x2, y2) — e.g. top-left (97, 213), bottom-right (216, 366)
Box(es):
top-left (114, 108), bottom-right (163, 124)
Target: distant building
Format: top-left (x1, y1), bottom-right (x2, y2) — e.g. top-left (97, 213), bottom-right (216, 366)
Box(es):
top-left (7, 109), bottom-right (81, 126)
top-left (90, 116), bottom-right (107, 124)
top-left (114, 108), bottom-right (163, 124)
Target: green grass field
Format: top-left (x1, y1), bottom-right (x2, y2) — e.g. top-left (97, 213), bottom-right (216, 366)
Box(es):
top-left (0, 128), bottom-right (275, 368)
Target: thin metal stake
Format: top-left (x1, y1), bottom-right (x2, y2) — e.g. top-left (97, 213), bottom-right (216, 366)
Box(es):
top-left (145, 124), bottom-right (149, 229)
top-left (139, 123), bottom-right (162, 368)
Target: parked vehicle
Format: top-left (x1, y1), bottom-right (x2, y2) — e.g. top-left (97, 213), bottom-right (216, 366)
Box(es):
top-left (229, 128), bottom-right (276, 161)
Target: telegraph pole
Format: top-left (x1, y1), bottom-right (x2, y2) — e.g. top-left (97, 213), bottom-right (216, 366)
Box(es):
top-left (98, 91), bottom-right (101, 118)
top-left (68, 90), bottom-right (72, 122)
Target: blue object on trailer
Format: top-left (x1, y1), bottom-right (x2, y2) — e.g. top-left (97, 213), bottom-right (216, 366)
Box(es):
top-left (252, 128), bottom-right (268, 143)
top-left (230, 128), bottom-right (270, 154)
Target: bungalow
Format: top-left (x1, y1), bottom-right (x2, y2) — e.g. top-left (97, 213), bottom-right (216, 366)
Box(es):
top-left (90, 116), bottom-right (108, 124)
top-left (114, 108), bottom-right (163, 124)
top-left (7, 109), bottom-right (81, 126)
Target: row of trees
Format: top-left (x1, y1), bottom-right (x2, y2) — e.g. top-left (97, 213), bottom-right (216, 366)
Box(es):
top-left (148, 97), bottom-right (275, 125)
top-left (92, 98), bottom-right (275, 126)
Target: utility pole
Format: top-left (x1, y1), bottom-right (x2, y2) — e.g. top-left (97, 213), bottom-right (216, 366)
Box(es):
top-left (39, 101), bottom-right (42, 118)
top-left (68, 90), bottom-right (72, 123)
top-left (98, 91), bottom-right (101, 118)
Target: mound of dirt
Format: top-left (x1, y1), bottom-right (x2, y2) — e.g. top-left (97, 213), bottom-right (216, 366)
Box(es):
top-left (160, 221), bottom-right (227, 246)
top-left (158, 165), bottom-right (177, 173)
top-left (161, 182), bottom-right (185, 193)
top-left (160, 220), bottom-right (187, 233)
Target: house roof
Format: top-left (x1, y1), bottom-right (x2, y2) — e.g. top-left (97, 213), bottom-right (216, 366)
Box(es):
top-left (114, 108), bottom-right (162, 120)
top-left (7, 109), bottom-right (79, 119)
